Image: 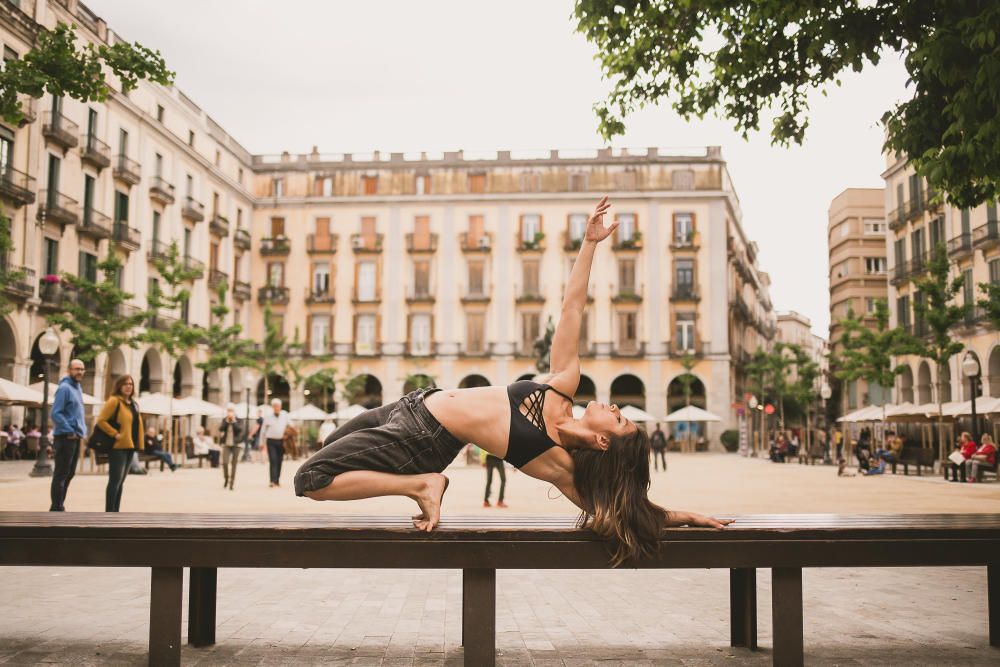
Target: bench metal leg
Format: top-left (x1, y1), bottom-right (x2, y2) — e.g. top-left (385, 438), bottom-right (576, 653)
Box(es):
top-left (730, 568), bottom-right (757, 649)
top-left (462, 568), bottom-right (495, 667)
top-left (989, 563), bottom-right (999, 647)
top-left (771, 567), bottom-right (803, 667)
top-left (149, 567), bottom-right (183, 667)
top-left (188, 567), bottom-right (217, 647)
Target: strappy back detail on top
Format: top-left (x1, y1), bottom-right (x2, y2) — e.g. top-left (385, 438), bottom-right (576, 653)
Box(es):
top-left (504, 380), bottom-right (574, 468)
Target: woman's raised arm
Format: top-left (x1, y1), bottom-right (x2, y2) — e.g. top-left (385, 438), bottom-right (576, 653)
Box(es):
top-left (547, 197), bottom-right (616, 397)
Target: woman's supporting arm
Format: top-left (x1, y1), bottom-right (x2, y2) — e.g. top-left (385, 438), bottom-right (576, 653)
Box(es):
top-left (548, 197), bottom-right (615, 396)
top-left (664, 509), bottom-right (734, 529)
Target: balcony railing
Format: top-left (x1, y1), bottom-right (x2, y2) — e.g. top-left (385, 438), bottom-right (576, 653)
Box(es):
top-left (611, 286), bottom-right (643, 303)
top-left (233, 280), bottom-right (251, 301)
top-left (889, 262), bottom-right (908, 286)
top-left (515, 290), bottom-right (545, 303)
top-left (260, 236), bottom-right (291, 255)
top-left (147, 239), bottom-right (172, 264)
top-left (0, 165), bottom-right (35, 207)
top-left (233, 228), bottom-right (251, 251)
top-left (947, 233), bottom-right (973, 259)
top-left (147, 312), bottom-right (179, 332)
top-left (305, 287), bottom-right (335, 304)
top-left (461, 290), bottom-right (491, 303)
top-left (670, 284), bottom-right (700, 301)
top-left (112, 223), bottom-right (141, 252)
top-left (957, 306), bottom-right (988, 328)
top-left (887, 206), bottom-right (906, 231)
top-left (730, 294), bottom-right (752, 321)
top-left (350, 233), bottom-right (383, 253)
top-left (612, 233), bottom-right (643, 251)
top-left (181, 196), bottom-right (205, 222)
top-left (973, 221), bottom-right (1000, 250)
top-left (304, 341), bottom-right (335, 357)
top-left (1, 263), bottom-right (35, 300)
top-left (113, 154), bottom-right (141, 185)
top-left (77, 207), bottom-right (113, 240)
top-left (517, 233), bottom-right (545, 252)
top-left (149, 176), bottom-right (175, 205)
top-left (36, 190), bottom-right (79, 227)
top-left (671, 231), bottom-right (700, 250)
top-left (183, 255), bottom-right (205, 278)
top-left (459, 232), bottom-right (492, 252)
top-left (611, 341), bottom-right (646, 358)
top-left (405, 233), bottom-right (438, 253)
top-left (42, 112), bottom-right (79, 149)
top-left (670, 341), bottom-right (710, 358)
top-left (258, 285), bottom-right (289, 305)
top-left (406, 287), bottom-right (435, 303)
top-left (80, 134), bottom-right (111, 169)
top-left (306, 234), bottom-right (338, 253)
top-left (208, 269), bottom-right (228, 290)
top-left (209, 214), bottom-right (230, 237)
top-left (905, 197), bottom-right (925, 222)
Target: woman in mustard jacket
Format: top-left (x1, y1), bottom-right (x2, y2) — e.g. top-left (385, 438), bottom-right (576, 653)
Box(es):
top-left (96, 374), bottom-right (144, 512)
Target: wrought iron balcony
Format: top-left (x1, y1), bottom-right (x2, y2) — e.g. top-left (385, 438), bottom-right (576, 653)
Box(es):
top-left (459, 232), bottom-right (492, 252)
top-left (406, 287), bottom-right (435, 304)
top-left (233, 227), bottom-right (251, 251)
top-left (405, 233), bottom-right (438, 253)
top-left (670, 284), bottom-right (701, 301)
top-left (612, 234), bottom-right (643, 251)
top-left (258, 285), bottom-right (289, 305)
top-left (887, 206), bottom-right (907, 231)
top-left (112, 223), bottom-right (141, 253)
top-left (305, 287), bottom-right (335, 304)
top-left (260, 237), bottom-right (290, 255)
top-left (350, 233), bottom-right (383, 253)
top-left (671, 231), bottom-right (700, 250)
top-left (113, 155), bottom-right (141, 186)
top-left (306, 234), bottom-right (338, 254)
top-left (147, 239), bottom-right (172, 264)
top-left (181, 196), bottom-right (205, 222)
top-left (516, 233), bottom-right (545, 252)
top-left (36, 190), bottom-right (79, 227)
top-left (905, 197), bottom-right (925, 222)
top-left (77, 207), bottom-right (113, 240)
top-left (947, 233), bottom-right (973, 259)
top-left (233, 280), bottom-right (252, 302)
top-left (147, 312), bottom-right (179, 331)
top-left (209, 214), bottom-right (230, 237)
top-left (208, 269), bottom-right (228, 290)
top-left (80, 134), bottom-right (111, 169)
top-left (611, 286), bottom-right (643, 304)
top-left (42, 112), bottom-right (79, 149)
top-left (973, 221), bottom-right (1000, 250)
top-left (515, 291), bottom-right (545, 304)
top-left (1, 262), bottom-right (35, 300)
top-left (149, 176), bottom-right (175, 205)
top-left (0, 165), bottom-right (35, 207)
top-left (182, 255), bottom-right (205, 279)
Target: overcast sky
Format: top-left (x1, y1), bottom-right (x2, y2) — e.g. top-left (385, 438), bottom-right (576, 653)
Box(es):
top-left (86, 0), bottom-right (910, 337)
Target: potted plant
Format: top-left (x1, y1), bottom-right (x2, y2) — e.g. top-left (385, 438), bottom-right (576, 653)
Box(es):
top-left (40, 274), bottom-right (60, 301)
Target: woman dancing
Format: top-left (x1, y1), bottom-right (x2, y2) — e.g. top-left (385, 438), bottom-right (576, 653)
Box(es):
top-left (295, 196), bottom-right (731, 565)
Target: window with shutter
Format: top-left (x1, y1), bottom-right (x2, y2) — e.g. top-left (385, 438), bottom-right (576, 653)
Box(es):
top-left (410, 314), bottom-right (432, 355)
top-left (358, 261), bottom-right (376, 301)
top-left (467, 313), bottom-right (485, 353)
top-left (468, 260), bottom-right (484, 296)
top-left (356, 314), bottom-right (376, 354)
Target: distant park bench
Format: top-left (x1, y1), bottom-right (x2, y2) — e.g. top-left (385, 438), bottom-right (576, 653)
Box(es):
top-left (0, 513), bottom-right (997, 667)
top-left (891, 446), bottom-right (936, 476)
top-left (89, 449), bottom-right (167, 473)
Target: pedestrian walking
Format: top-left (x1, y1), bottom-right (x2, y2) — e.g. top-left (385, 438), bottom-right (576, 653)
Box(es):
top-left (218, 405), bottom-right (245, 490)
top-left (95, 375), bottom-right (144, 512)
top-left (262, 398), bottom-right (290, 487)
top-left (483, 454), bottom-right (507, 507)
top-left (49, 359), bottom-right (87, 512)
top-left (650, 423), bottom-right (667, 471)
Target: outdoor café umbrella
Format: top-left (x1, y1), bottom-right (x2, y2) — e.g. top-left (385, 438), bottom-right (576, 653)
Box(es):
top-left (334, 404), bottom-right (367, 422)
top-left (620, 405), bottom-right (658, 423)
top-left (664, 405), bottom-right (722, 423)
top-left (288, 404), bottom-right (330, 421)
top-left (174, 396), bottom-right (227, 418)
top-left (27, 381), bottom-right (102, 406)
top-left (0, 378), bottom-right (45, 406)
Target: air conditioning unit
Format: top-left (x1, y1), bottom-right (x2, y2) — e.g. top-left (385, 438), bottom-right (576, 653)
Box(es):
top-left (352, 235), bottom-right (364, 249)
top-left (478, 235), bottom-right (491, 249)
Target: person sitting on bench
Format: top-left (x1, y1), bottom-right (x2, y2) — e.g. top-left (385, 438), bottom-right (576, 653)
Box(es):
top-left (967, 434), bottom-right (997, 483)
top-left (295, 197), bottom-right (732, 566)
top-left (948, 431), bottom-right (978, 482)
top-left (144, 426), bottom-right (177, 472)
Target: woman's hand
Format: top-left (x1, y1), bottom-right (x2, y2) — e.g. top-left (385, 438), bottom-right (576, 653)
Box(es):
top-left (584, 196), bottom-right (616, 243)
top-left (114, 432), bottom-right (122, 440)
top-left (687, 513), bottom-right (734, 529)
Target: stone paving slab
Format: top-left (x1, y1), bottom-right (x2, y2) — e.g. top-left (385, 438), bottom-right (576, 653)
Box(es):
top-left (0, 565), bottom-right (995, 665)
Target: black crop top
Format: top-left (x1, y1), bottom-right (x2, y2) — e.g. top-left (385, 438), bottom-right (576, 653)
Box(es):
top-left (504, 380), bottom-right (574, 468)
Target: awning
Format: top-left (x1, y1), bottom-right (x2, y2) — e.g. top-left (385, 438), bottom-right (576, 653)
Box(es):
top-left (664, 405), bottom-right (722, 423)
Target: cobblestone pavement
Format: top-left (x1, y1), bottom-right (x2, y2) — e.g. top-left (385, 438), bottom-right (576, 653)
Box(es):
top-left (1, 454), bottom-right (998, 665)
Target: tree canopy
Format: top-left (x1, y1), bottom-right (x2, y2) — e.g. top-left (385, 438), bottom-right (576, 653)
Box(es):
top-left (574, 0), bottom-right (1000, 207)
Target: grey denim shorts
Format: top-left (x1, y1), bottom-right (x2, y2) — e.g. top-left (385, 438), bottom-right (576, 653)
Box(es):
top-left (294, 388), bottom-right (465, 497)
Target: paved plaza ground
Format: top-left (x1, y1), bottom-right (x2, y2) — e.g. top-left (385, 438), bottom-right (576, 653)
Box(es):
top-left (1, 452), bottom-right (998, 665)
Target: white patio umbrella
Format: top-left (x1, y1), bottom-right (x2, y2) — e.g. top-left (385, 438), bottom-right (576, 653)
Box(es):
top-left (27, 381), bottom-right (102, 406)
top-left (620, 405), bottom-right (658, 423)
top-left (0, 378), bottom-right (45, 405)
top-left (174, 396), bottom-right (227, 418)
top-left (135, 392), bottom-right (188, 416)
top-left (288, 404), bottom-right (330, 421)
top-left (230, 402), bottom-right (270, 416)
top-left (334, 404), bottom-right (367, 421)
top-left (943, 396), bottom-right (1000, 417)
top-left (664, 405), bottom-right (722, 423)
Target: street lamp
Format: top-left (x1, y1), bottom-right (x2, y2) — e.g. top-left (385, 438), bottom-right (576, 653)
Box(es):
top-left (962, 352), bottom-right (981, 445)
top-left (30, 328), bottom-right (60, 477)
top-left (820, 382), bottom-right (833, 464)
top-left (242, 369), bottom-right (253, 462)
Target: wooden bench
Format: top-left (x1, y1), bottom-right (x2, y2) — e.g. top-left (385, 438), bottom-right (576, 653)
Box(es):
top-left (891, 446), bottom-right (935, 475)
top-left (797, 443), bottom-right (825, 465)
top-left (0, 512), bottom-right (997, 667)
top-left (89, 449), bottom-right (166, 473)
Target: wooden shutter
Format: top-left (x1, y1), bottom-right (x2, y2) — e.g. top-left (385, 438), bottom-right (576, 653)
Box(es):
top-left (270, 217), bottom-right (285, 237)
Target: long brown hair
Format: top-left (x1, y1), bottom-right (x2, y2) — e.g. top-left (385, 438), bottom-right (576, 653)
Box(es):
top-left (111, 374), bottom-right (137, 400)
top-left (571, 427), bottom-right (666, 567)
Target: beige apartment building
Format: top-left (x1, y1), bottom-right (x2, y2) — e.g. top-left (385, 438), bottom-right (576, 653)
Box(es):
top-left (249, 147), bottom-right (777, 434)
top-left (883, 153), bottom-right (999, 405)
top-left (0, 1), bottom-right (778, 439)
top-left (776, 311), bottom-right (828, 376)
top-left (827, 187), bottom-right (888, 412)
top-left (0, 0), bottom-right (255, 407)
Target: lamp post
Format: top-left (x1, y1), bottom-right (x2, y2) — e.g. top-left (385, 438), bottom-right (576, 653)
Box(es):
top-left (747, 395), bottom-right (759, 455)
top-left (243, 369), bottom-right (252, 458)
top-left (30, 328), bottom-right (61, 477)
top-left (820, 382), bottom-right (833, 464)
top-left (962, 353), bottom-right (981, 445)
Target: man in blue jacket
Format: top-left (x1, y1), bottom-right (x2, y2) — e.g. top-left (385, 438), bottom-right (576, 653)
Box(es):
top-left (50, 359), bottom-right (87, 511)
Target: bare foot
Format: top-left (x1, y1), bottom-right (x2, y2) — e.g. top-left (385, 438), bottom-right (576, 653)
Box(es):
top-left (412, 473), bottom-right (449, 532)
